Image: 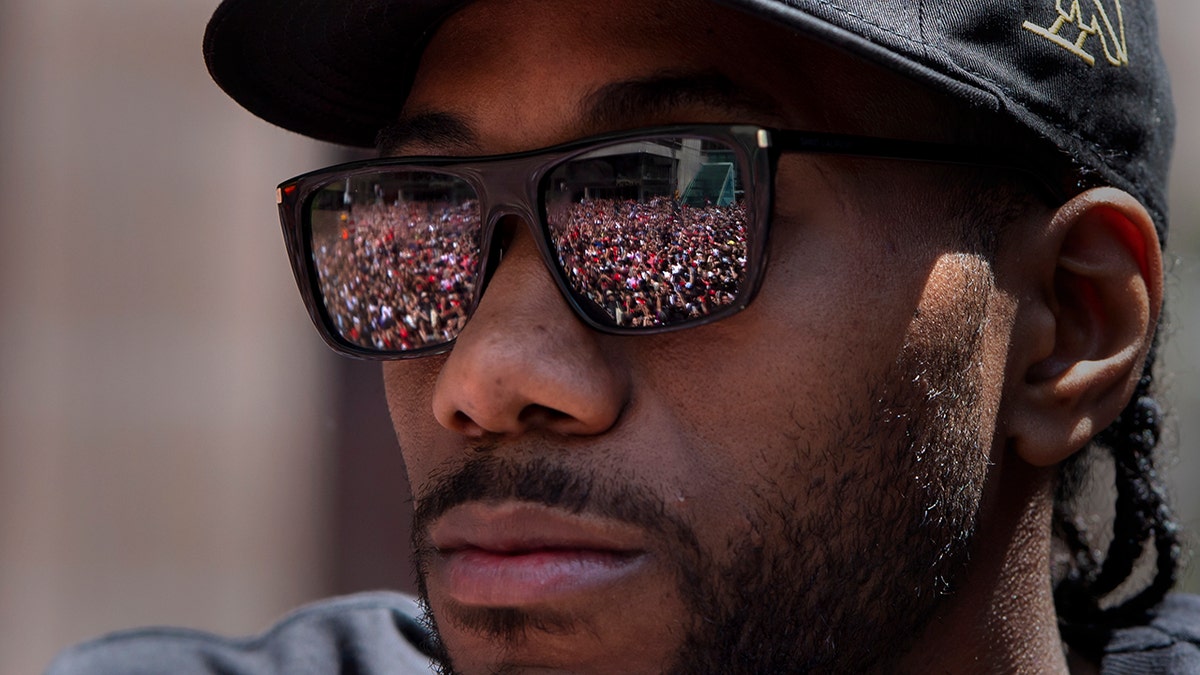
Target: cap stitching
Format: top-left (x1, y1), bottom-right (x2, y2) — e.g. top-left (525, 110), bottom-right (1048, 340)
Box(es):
top-left (807, 0), bottom-right (1115, 157)
top-left (810, 0), bottom-right (1164, 226)
top-left (925, 41), bottom-right (1142, 176)
top-left (804, 0), bottom-right (921, 46)
top-left (818, 3), bottom-right (1143, 167)
top-left (917, 0), bottom-right (930, 60)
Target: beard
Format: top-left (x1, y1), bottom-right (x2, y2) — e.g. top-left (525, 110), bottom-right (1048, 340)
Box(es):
top-left (409, 273), bottom-right (993, 674)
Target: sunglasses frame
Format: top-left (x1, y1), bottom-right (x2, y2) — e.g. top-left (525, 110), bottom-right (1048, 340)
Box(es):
top-left (277, 123), bottom-right (1060, 360)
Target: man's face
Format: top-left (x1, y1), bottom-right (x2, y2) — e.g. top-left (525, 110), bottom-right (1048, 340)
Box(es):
top-left (382, 1), bottom-right (1020, 672)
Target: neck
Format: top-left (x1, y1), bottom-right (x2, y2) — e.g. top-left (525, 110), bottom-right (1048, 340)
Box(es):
top-left (895, 458), bottom-right (1072, 674)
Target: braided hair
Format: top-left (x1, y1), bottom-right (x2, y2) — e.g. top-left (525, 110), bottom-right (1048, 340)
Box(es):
top-left (1053, 324), bottom-right (1183, 653)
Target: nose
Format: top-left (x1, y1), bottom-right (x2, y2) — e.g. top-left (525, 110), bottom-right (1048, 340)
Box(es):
top-left (431, 219), bottom-right (630, 437)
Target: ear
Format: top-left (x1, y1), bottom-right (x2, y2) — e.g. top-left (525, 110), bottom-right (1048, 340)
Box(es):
top-left (1004, 187), bottom-right (1162, 467)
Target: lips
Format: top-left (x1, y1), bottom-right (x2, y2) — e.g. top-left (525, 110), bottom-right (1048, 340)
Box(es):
top-left (427, 502), bottom-right (650, 607)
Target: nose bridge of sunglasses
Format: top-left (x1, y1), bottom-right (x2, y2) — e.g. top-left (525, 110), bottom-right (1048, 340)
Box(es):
top-left (460, 154), bottom-right (557, 285)
top-left (471, 209), bottom-right (574, 326)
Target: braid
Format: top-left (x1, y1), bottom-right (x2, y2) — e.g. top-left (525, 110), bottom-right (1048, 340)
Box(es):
top-left (1054, 331), bottom-right (1183, 652)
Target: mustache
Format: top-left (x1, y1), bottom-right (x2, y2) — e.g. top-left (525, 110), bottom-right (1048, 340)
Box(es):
top-left (411, 454), bottom-right (686, 544)
top-left (408, 454), bottom-right (704, 667)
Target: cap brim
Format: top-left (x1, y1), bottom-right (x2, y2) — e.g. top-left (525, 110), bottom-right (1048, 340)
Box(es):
top-left (204, 0), bottom-right (471, 147)
top-left (203, 0), bottom-right (1004, 149)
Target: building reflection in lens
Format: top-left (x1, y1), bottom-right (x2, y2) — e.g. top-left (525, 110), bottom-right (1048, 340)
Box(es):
top-left (547, 137), bottom-right (750, 327)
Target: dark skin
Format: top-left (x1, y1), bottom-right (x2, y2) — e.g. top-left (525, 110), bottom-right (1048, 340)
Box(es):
top-left (380, 1), bottom-right (1162, 672)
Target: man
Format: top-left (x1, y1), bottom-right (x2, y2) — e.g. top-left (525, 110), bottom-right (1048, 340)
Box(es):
top-left (50, 0), bottom-right (1199, 673)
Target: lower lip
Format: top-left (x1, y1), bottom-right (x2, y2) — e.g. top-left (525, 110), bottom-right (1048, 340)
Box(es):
top-left (439, 548), bottom-right (646, 606)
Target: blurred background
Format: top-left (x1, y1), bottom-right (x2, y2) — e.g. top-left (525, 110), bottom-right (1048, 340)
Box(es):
top-left (0, 1), bottom-right (1197, 672)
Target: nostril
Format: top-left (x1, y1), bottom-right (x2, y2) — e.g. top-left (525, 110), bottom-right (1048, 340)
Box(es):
top-left (451, 410), bottom-right (484, 436)
top-left (517, 404), bottom-right (572, 428)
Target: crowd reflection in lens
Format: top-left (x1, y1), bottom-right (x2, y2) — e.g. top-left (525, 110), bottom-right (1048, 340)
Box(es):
top-left (311, 195), bottom-right (748, 352)
top-left (312, 200), bottom-right (481, 351)
top-left (551, 196), bottom-right (748, 327)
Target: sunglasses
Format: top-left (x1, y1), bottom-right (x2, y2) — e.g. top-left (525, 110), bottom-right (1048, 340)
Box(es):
top-left (277, 124), bottom-right (1052, 359)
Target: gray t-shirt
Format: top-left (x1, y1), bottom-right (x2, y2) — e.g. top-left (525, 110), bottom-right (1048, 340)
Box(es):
top-left (47, 592), bottom-right (1200, 673)
top-left (46, 593), bottom-right (437, 674)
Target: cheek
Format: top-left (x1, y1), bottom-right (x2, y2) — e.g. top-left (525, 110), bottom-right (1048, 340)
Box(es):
top-left (383, 359), bottom-right (445, 480)
top-left (621, 223), bottom-right (924, 529)
top-left (622, 172), bottom-right (1010, 519)
top-left (922, 253), bottom-right (1017, 456)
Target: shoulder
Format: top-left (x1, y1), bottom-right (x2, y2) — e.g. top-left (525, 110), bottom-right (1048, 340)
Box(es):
top-left (45, 592), bottom-right (437, 675)
top-left (1101, 594), bottom-right (1200, 674)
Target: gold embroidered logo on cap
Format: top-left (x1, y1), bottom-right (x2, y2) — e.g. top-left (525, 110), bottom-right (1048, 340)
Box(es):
top-left (1023, 0), bottom-right (1128, 67)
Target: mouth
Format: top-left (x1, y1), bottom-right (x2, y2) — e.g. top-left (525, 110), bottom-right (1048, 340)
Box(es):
top-left (427, 502), bottom-right (650, 607)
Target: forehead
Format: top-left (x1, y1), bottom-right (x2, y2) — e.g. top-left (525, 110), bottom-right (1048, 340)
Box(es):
top-left (400, 0), bottom-right (970, 152)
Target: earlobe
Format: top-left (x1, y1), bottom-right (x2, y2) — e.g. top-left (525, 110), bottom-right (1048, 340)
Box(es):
top-left (1008, 188), bottom-right (1162, 467)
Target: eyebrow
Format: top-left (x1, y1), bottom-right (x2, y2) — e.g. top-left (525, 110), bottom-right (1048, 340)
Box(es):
top-left (375, 70), bottom-right (779, 155)
top-left (581, 70), bottom-right (781, 130)
top-left (376, 111), bottom-right (478, 155)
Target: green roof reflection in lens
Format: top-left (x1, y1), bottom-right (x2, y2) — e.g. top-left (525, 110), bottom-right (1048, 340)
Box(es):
top-left (544, 136), bottom-right (749, 328)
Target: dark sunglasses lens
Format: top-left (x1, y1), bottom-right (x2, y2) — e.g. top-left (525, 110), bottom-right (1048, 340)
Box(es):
top-left (307, 171), bottom-right (481, 353)
top-left (544, 136), bottom-right (750, 328)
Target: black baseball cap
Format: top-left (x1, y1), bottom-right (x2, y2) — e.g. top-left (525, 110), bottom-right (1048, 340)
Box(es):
top-left (203, 0), bottom-right (1173, 237)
